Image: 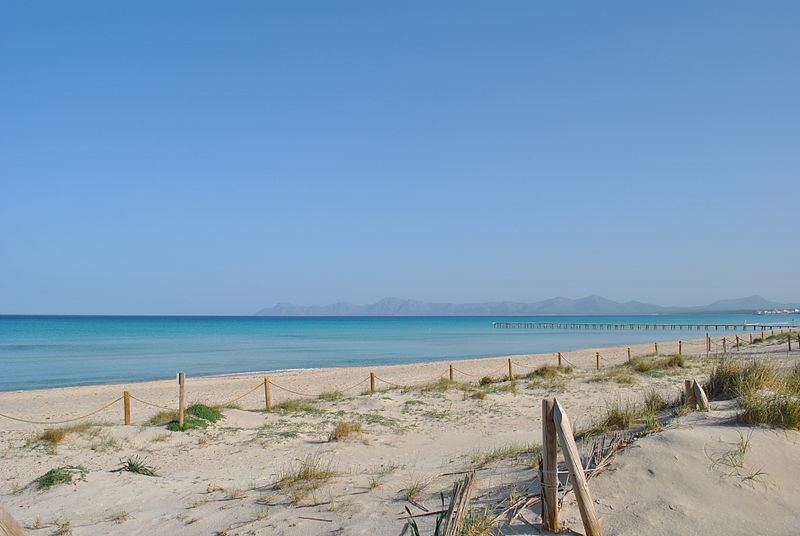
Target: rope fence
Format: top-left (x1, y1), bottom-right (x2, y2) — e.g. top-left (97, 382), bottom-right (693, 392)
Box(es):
top-left (1, 328), bottom-right (796, 427)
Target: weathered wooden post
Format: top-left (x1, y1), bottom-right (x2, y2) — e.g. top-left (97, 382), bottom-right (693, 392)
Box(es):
top-left (626, 347), bottom-right (631, 362)
top-left (449, 364), bottom-right (454, 382)
top-left (177, 372), bottom-right (186, 429)
top-left (684, 379), bottom-right (697, 409)
top-left (507, 358), bottom-right (513, 380)
top-left (263, 377), bottom-right (272, 410)
top-left (735, 335), bottom-right (740, 350)
top-left (749, 333), bottom-right (753, 344)
top-left (654, 342), bottom-right (658, 354)
top-left (553, 399), bottom-right (602, 536)
top-left (678, 340), bottom-right (682, 355)
top-left (722, 337), bottom-right (727, 354)
top-left (789, 334), bottom-right (793, 352)
top-left (761, 330), bottom-right (765, 340)
top-left (541, 399), bottom-right (559, 532)
top-left (595, 352), bottom-right (600, 370)
top-left (370, 372), bottom-right (376, 393)
top-left (557, 352), bottom-right (563, 367)
top-left (123, 391), bottom-right (131, 425)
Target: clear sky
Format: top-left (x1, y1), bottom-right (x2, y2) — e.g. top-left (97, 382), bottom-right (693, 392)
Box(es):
top-left (1, 1), bottom-right (798, 315)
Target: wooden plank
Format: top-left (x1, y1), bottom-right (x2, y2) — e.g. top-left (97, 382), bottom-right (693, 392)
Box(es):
top-left (552, 399), bottom-right (602, 536)
top-left (0, 505), bottom-right (25, 536)
top-left (541, 399), bottom-right (559, 532)
top-left (692, 379), bottom-right (709, 411)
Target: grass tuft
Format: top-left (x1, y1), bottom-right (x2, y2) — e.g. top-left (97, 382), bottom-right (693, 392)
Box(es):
top-left (112, 455), bottom-right (159, 477)
top-left (328, 421), bottom-right (363, 441)
top-left (274, 453), bottom-right (337, 504)
top-left (33, 466), bottom-right (88, 490)
top-left (268, 399), bottom-right (321, 413)
top-left (523, 365), bottom-right (573, 379)
top-left (469, 442), bottom-right (542, 467)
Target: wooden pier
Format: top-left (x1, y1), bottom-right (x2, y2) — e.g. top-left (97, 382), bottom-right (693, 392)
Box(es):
top-left (491, 321), bottom-right (795, 331)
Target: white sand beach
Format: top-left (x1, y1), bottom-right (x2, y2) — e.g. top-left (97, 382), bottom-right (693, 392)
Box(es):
top-left (1, 332), bottom-right (798, 535)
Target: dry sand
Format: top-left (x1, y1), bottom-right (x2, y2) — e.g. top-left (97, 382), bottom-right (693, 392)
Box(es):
top-left (1, 332), bottom-right (798, 535)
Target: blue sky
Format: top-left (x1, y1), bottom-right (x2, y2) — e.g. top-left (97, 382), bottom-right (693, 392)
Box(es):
top-left (1, 1), bottom-right (798, 314)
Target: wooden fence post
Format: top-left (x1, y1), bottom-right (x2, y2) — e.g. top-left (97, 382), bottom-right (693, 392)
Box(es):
top-left (264, 377), bottom-right (271, 410)
top-left (627, 347), bottom-right (631, 362)
top-left (684, 379), bottom-right (697, 409)
top-left (736, 335), bottom-right (740, 351)
top-left (749, 333), bottom-right (753, 344)
top-left (761, 330), bottom-right (764, 341)
top-left (654, 342), bottom-right (658, 354)
top-left (178, 372), bottom-right (186, 429)
top-left (552, 399), bottom-right (602, 536)
top-left (722, 337), bottom-right (727, 354)
top-left (370, 372), bottom-right (376, 393)
top-left (678, 341), bottom-right (682, 355)
top-left (507, 358), bottom-right (513, 380)
top-left (557, 352), bottom-right (563, 367)
top-left (123, 391), bottom-right (131, 425)
top-left (449, 364), bottom-right (454, 382)
top-left (541, 399), bottom-right (559, 532)
top-left (789, 334), bottom-right (793, 352)
top-left (595, 352), bottom-right (600, 370)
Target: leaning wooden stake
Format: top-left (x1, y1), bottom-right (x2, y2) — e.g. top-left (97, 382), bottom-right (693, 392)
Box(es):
top-left (442, 472), bottom-right (476, 536)
top-left (264, 377), bottom-right (272, 410)
top-left (552, 399), bottom-right (602, 536)
top-left (123, 391), bottom-right (131, 425)
top-left (541, 399), bottom-right (559, 532)
top-left (177, 372), bottom-right (186, 429)
top-left (0, 504), bottom-right (25, 536)
top-left (692, 379), bottom-right (709, 410)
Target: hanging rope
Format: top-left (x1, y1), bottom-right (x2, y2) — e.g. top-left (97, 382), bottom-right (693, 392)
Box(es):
top-left (0, 397), bottom-right (123, 425)
top-left (215, 382), bottom-right (265, 407)
top-left (128, 394), bottom-right (176, 411)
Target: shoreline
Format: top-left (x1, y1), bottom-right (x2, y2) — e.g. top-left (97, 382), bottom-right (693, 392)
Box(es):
top-left (0, 330), bottom-right (774, 430)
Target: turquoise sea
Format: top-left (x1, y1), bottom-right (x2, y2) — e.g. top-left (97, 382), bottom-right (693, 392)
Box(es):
top-left (1, 314), bottom-right (797, 391)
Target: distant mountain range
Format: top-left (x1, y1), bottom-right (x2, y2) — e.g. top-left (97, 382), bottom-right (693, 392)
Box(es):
top-left (255, 295), bottom-right (800, 316)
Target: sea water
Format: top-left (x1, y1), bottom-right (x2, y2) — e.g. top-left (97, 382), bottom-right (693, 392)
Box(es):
top-left (1, 314), bottom-right (796, 391)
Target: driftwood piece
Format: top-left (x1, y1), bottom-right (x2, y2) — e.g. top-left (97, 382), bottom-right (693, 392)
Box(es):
top-left (0, 505), bottom-right (24, 536)
top-left (442, 472), bottom-right (476, 536)
top-left (692, 379), bottom-right (709, 410)
top-left (553, 399), bottom-right (602, 536)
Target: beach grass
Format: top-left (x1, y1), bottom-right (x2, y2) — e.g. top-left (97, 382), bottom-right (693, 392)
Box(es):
top-left (33, 466), bottom-right (88, 490)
